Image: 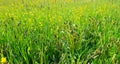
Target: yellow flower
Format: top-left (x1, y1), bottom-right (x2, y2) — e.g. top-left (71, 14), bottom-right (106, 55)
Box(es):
top-left (1, 57), bottom-right (7, 64)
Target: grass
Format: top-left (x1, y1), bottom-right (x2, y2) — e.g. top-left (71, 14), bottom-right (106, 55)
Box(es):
top-left (0, 0), bottom-right (120, 64)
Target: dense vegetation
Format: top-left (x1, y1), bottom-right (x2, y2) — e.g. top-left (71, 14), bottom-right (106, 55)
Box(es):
top-left (0, 0), bottom-right (120, 64)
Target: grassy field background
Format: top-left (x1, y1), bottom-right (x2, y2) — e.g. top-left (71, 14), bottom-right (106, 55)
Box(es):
top-left (0, 0), bottom-right (120, 64)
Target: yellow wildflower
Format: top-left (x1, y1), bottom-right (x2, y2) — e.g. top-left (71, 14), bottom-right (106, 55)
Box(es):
top-left (1, 57), bottom-right (7, 64)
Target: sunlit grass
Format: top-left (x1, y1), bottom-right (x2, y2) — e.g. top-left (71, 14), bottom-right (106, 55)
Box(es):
top-left (0, 0), bottom-right (120, 64)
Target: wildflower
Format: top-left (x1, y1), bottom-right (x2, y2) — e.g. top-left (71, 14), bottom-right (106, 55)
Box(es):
top-left (1, 57), bottom-right (7, 64)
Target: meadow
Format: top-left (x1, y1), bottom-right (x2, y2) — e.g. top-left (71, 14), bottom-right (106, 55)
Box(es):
top-left (0, 0), bottom-right (120, 64)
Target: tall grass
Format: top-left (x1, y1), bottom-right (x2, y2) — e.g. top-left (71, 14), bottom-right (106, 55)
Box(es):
top-left (0, 0), bottom-right (120, 64)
